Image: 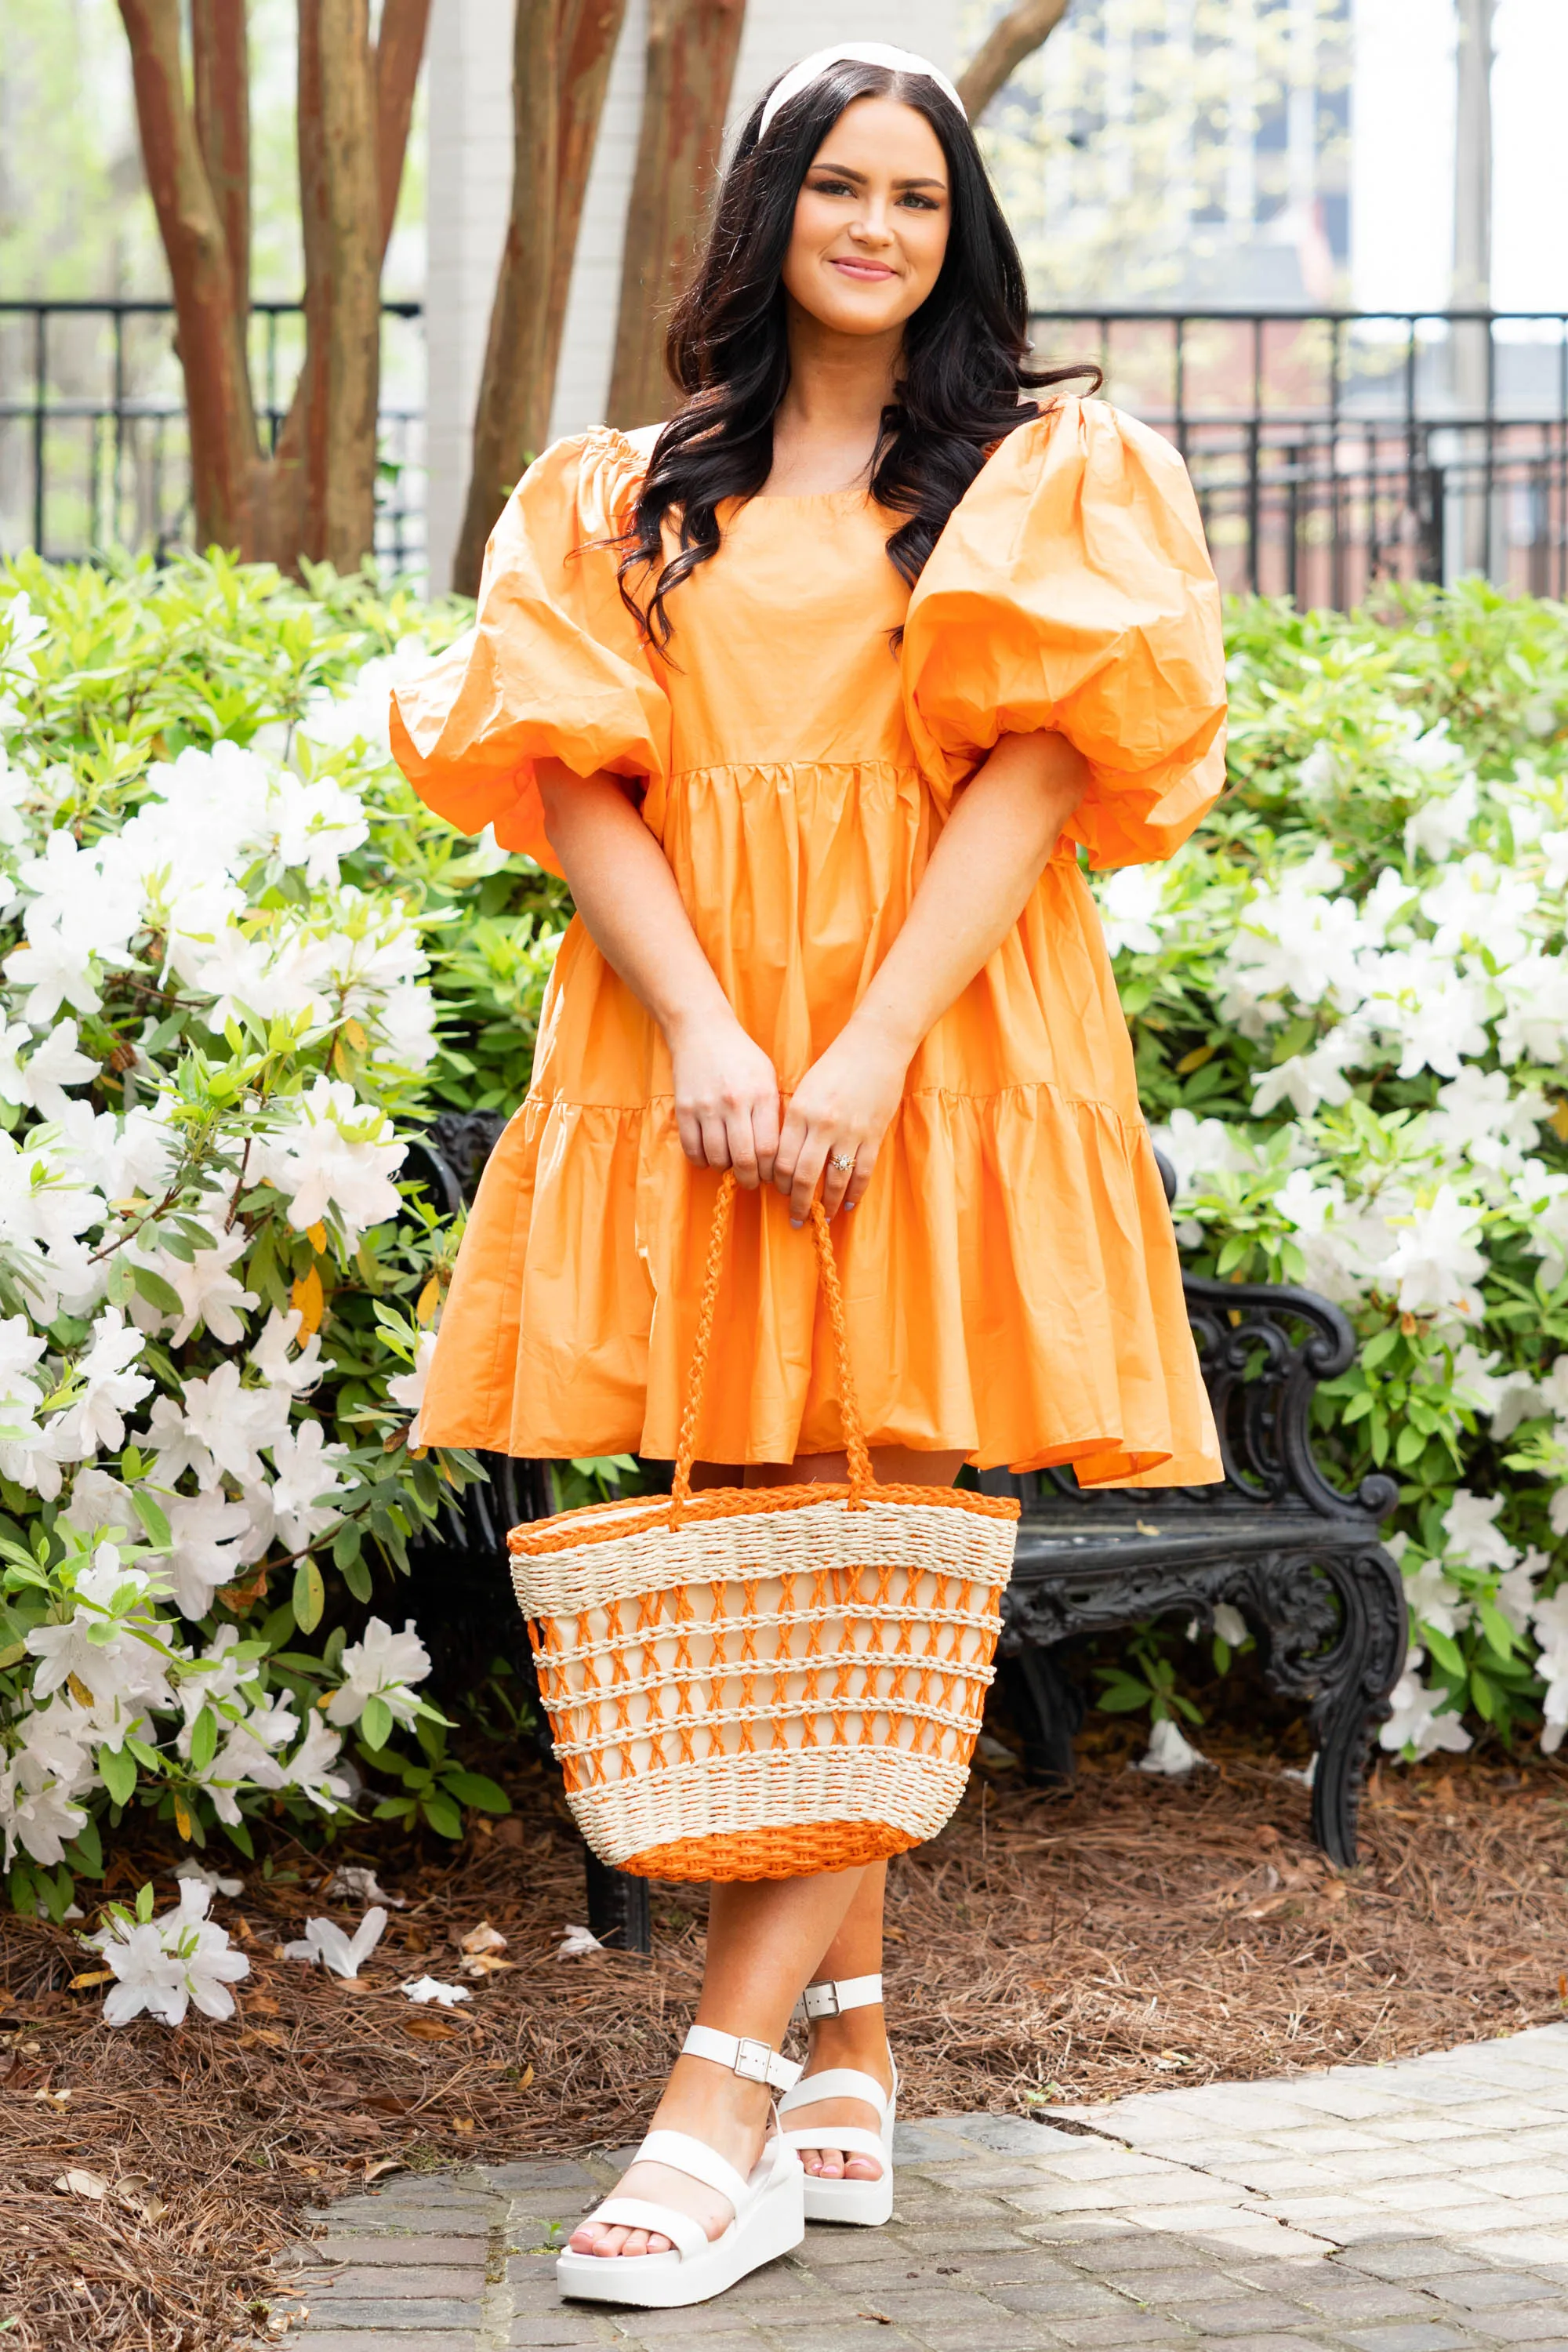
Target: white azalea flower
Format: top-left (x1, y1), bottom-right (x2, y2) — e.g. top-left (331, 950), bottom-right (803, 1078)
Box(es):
top-left (387, 1331), bottom-right (434, 1422)
top-left (0, 1017), bottom-right (97, 1120)
top-left (282, 1905), bottom-right (387, 1978)
top-left (267, 1419), bottom-right (351, 1548)
top-left (176, 1363), bottom-right (292, 1489)
top-left (298, 637), bottom-right (428, 754)
top-left (90, 1878), bottom-right (249, 2028)
top-left (1403, 1557), bottom-right (1472, 1639)
top-left (1134, 1718), bottom-right (1210, 1775)
top-left (248, 1307), bottom-right (325, 1396)
top-left (285, 1711), bottom-right (352, 1811)
top-left (253, 1075), bottom-right (405, 1243)
top-left (1378, 1650), bottom-right (1473, 1759)
top-left (1441, 1486), bottom-right (1519, 1574)
top-left (1532, 1592), bottom-right (1568, 1754)
top-left (49, 1307), bottom-right (154, 1464)
top-left (1427, 1065), bottom-right (1547, 1178)
top-left (1095, 864), bottom-right (1167, 957)
top-left (264, 772), bottom-right (369, 887)
top-left (1494, 950), bottom-right (1568, 1066)
top-left (129, 1222), bottom-right (257, 1347)
top-left (1379, 1186), bottom-right (1486, 1319)
top-left (161, 1490), bottom-right (254, 1620)
top-left (401, 1974), bottom-right (471, 2006)
top-left (326, 1617), bottom-right (432, 1731)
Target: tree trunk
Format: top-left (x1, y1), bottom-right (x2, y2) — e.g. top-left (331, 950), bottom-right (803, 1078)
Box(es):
top-left (118, 0), bottom-right (425, 575)
top-left (542, 0), bottom-right (628, 397)
top-left (375, 0), bottom-right (433, 255)
top-left (451, 0), bottom-right (564, 596)
top-left (605, 0), bottom-right (746, 432)
top-left (116, 0), bottom-right (260, 550)
top-left (265, 0), bottom-right (383, 572)
top-left (191, 0), bottom-right (251, 321)
top-left (956, 0), bottom-right (1073, 123)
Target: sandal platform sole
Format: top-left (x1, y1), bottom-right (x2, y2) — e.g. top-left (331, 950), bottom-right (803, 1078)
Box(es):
top-left (556, 2172), bottom-right (804, 2308)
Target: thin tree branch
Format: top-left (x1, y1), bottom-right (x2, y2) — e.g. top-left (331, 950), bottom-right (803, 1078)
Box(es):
top-left (191, 0), bottom-right (251, 318)
top-left (115, 0), bottom-right (260, 546)
top-left (956, 0), bottom-right (1073, 123)
top-left (373, 0), bottom-right (432, 260)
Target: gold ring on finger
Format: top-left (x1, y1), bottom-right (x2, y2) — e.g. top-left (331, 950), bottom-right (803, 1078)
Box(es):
top-left (829, 1151), bottom-right (856, 1174)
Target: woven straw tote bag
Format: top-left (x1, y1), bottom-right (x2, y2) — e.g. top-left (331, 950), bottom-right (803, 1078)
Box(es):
top-left (508, 1171), bottom-right (1021, 1882)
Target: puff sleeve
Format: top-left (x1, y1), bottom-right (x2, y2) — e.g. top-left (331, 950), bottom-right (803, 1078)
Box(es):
top-left (388, 430), bottom-right (668, 877)
top-left (901, 398), bottom-right (1226, 869)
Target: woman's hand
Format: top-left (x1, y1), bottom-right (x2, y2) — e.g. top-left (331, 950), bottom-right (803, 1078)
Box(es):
top-left (669, 1010), bottom-right (782, 1188)
top-left (773, 1012), bottom-right (912, 1224)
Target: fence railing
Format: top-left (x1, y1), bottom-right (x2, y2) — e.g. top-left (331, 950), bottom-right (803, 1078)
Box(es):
top-left (1031, 309), bottom-right (1568, 606)
top-left (3, 301), bottom-right (1566, 607)
top-left (0, 299), bottom-right (424, 575)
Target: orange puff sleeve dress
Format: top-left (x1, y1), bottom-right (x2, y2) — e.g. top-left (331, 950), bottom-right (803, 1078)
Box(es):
top-left (390, 396), bottom-right (1227, 1484)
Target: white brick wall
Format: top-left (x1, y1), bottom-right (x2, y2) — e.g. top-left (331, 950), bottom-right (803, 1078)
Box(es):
top-left (426, 0), bottom-right (960, 588)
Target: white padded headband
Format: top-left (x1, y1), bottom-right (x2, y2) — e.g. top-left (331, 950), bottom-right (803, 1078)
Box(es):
top-left (757, 43), bottom-right (966, 141)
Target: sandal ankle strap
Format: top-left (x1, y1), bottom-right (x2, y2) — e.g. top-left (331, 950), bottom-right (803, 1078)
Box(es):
top-left (683, 2022), bottom-right (803, 2092)
top-left (801, 1972), bottom-right (883, 2020)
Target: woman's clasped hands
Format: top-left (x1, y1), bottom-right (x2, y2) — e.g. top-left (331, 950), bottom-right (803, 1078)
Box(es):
top-left (668, 1004), bottom-right (909, 1223)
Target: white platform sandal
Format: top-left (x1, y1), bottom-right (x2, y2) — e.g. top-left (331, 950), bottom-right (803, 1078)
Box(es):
top-left (779, 1973), bottom-right (898, 2227)
top-left (556, 2025), bottom-right (806, 2308)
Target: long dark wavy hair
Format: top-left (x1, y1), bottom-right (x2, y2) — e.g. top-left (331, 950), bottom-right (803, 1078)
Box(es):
top-left (615, 56), bottom-right (1101, 648)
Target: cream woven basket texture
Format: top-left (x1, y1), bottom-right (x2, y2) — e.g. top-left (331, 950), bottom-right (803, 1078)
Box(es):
top-left (508, 1174), bottom-right (1020, 1883)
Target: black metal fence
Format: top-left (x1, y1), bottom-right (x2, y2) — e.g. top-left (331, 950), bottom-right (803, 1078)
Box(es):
top-left (0, 298), bottom-right (424, 575)
top-left (1032, 309), bottom-right (1568, 606)
top-left (4, 300), bottom-right (1566, 606)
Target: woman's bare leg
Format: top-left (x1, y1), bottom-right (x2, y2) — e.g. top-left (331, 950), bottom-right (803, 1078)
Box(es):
top-left (749, 1446), bottom-right (963, 2186)
top-left (570, 1444), bottom-right (962, 2257)
top-left (568, 1866), bottom-right (871, 2257)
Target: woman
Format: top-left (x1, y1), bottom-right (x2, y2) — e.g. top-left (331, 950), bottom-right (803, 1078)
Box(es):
top-left (391, 39), bottom-right (1225, 2310)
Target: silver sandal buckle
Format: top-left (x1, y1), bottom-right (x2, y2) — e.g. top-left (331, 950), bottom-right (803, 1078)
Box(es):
top-left (731, 2036), bottom-right (772, 2083)
top-left (804, 1982), bottom-right (840, 2018)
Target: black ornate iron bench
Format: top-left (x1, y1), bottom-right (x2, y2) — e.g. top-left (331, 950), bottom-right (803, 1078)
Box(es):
top-left (401, 1116), bottom-right (1406, 1956)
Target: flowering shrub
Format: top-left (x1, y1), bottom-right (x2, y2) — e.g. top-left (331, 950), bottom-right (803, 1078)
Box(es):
top-left (3, 553), bottom-right (1564, 1926)
top-left (1110, 581), bottom-right (1568, 1761)
top-left (0, 554), bottom-right (566, 1918)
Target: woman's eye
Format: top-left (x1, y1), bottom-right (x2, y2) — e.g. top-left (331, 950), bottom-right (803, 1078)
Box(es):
top-left (811, 176), bottom-right (856, 197)
top-left (899, 192), bottom-right (940, 210)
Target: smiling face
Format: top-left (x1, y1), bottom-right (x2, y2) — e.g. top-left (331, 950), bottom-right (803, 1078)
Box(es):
top-left (779, 94), bottom-right (952, 341)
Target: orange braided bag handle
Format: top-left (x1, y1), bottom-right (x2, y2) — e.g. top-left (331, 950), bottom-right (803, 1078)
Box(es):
top-left (668, 1172), bottom-right (877, 1519)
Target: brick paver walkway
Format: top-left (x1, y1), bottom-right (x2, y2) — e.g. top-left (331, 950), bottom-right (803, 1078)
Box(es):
top-left (278, 2022), bottom-right (1568, 2350)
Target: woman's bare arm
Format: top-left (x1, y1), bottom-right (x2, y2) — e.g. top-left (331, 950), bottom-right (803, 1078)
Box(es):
top-left (537, 760), bottom-right (782, 1185)
top-left (771, 730), bottom-right (1089, 1221)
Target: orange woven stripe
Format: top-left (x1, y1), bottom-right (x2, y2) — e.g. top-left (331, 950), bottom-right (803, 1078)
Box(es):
top-left (620, 1820), bottom-right (922, 1882)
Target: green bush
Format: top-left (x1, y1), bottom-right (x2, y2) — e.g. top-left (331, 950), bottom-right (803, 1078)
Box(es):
top-left (1102, 580), bottom-right (1568, 1761)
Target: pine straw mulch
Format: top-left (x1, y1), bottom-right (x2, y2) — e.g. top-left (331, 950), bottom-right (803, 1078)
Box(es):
top-left (4, 1724), bottom-right (1568, 2351)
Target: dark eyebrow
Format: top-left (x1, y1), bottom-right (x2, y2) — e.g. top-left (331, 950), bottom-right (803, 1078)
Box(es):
top-left (807, 160), bottom-right (947, 191)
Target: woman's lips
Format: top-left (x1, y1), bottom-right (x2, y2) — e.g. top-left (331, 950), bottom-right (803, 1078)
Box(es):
top-left (829, 258), bottom-right (896, 281)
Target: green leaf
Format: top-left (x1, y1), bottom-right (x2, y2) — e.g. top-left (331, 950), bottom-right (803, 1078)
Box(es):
top-left (135, 1880), bottom-right (156, 1923)
top-left (1422, 1624), bottom-right (1465, 1678)
top-left (131, 1262), bottom-right (184, 1316)
top-left (1477, 1599), bottom-right (1519, 1661)
top-left (442, 1769), bottom-right (511, 1814)
top-left (420, 1791), bottom-right (464, 1839)
top-left (189, 1705), bottom-right (219, 1772)
top-left (1361, 1327), bottom-right (1401, 1370)
top-left (132, 1488), bottom-right (172, 1550)
top-left (361, 1693), bottom-right (394, 1750)
top-left (293, 1557), bottom-right (325, 1635)
top-left (98, 1743), bottom-right (138, 1806)
top-left (340, 1552), bottom-right (372, 1604)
